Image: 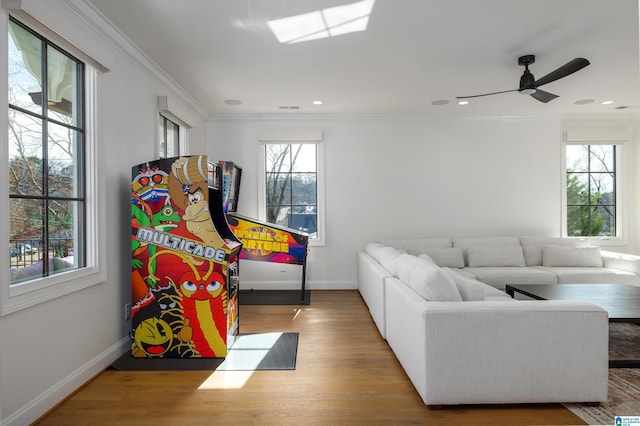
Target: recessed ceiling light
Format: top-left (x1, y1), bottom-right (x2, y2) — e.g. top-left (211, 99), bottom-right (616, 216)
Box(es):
top-left (601, 100), bottom-right (614, 105)
top-left (224, 99), bottom-right (242, 105)
top-left (431, 99), bottom-right (449, 106)
top-left (458, 100), bottom-right (469, 106)
top-left (312, 100), bottom-right (323, 105)
top-left (574, 99), bottom-right (594, 105)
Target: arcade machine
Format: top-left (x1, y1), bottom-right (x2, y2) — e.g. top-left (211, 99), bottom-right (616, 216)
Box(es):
top-left (130, 155), bottom-right (241, 358)
top-left (219, 161), bottom-right (310, 304)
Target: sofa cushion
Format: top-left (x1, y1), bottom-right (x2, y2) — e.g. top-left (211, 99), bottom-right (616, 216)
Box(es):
top-left (379, 246), bottom-right (404, 275)
top-left (463, 266), bottom-right (558, 289)
top-left (443, 268), bottom-right (515, 301)
top-left (533, 266), bottom-right (639, 285)
top-left (409, 259), bottom-right (462, 302)
top-left (379, 238), bottom-right (452, 255)
top-left (542, 245), bottom-right (603, 267)
top-left (419, 247), bottom-right (464, 268)
top-left (520, 236), bottom-right (590, 266)
top-left (365, 242), bottom-right (385, 261)
top-left (395, 253), bottom-right (422, 284)
top-left (467, 246), bottom-right (525, 267)
top-left (450, 268), bottom-right (477, 280)
top-left (453, 236), bottom-right (521, 248)
top-left (453, 236), bottom-right (521, 265)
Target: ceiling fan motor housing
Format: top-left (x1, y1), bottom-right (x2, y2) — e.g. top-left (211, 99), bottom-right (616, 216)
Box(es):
top-left (518, 55), bottom-right (537, 93)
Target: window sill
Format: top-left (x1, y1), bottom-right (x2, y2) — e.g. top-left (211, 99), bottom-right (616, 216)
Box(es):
top-left (1, 266), bottom-right (105, 316)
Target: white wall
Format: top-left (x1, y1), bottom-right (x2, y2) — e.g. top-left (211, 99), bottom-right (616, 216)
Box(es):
top-left (208, 114), bottom-right (639, 289)
top-left (0, 1), bottom-right (207, 424)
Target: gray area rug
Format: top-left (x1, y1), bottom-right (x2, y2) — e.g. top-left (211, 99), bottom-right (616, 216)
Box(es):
top-left (564, 323), bottom-right (640, 425)
top-left (110, 332), bottom-right (298, 371)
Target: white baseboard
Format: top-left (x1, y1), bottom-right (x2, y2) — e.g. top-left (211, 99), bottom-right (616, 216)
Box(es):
top-left (5, 337), bottom-right (129, 426)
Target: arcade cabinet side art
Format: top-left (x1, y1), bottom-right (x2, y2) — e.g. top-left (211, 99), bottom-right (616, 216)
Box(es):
top-left (130, 155), bottom-right (241, 359)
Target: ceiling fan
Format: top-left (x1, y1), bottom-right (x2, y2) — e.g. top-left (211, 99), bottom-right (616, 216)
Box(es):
top-left (456, 55), bottom-right (590, 103)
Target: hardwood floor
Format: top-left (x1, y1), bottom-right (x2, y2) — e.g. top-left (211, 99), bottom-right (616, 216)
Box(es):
top-left (36, 290), bottom-right (586, 425)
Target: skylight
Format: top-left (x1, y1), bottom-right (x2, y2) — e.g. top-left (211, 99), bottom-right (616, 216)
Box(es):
top-left (268, 0), bottom-right (375, 44)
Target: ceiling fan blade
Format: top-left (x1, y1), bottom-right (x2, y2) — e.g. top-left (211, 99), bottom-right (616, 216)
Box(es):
top-left (456, 89), bottom-right (518, 99)
top-left (533, 58), bottom-right (590, 88)
top-left (530, 89), bottom-right (559, 103)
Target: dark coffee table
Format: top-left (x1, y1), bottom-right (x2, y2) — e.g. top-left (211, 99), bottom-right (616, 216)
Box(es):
top-left (505, 283), bottom-right (640, 368)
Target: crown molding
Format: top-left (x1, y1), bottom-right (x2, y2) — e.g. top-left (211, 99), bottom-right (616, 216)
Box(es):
top-left (59, 0), bottom-right (207, 120)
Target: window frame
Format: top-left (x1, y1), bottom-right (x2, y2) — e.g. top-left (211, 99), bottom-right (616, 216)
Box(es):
top-left (1, 12), bottom-right (106, 315)
top-left (257, 132), bottom-right (325, 247)
top-left (158, 113), bottom-right (180, 159)
top-left (562, 137), bottom-right (626, 246)
top-left (157, 95), bottom-right (189, 159)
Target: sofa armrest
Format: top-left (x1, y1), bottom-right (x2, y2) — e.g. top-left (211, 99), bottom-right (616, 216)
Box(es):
top-left (602, 250), bottom-right (640, 275)
top-left (384, 278), bottom-right (609, 405)
top-left (357, 251), bottom-right (393, 338)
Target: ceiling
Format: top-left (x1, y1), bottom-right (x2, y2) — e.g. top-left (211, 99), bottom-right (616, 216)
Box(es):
top-left (86, 0), bottom-right (640, 117)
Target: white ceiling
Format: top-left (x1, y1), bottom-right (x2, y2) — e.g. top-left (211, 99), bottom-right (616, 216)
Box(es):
top-left (87, 0), bottom-right (640, 117)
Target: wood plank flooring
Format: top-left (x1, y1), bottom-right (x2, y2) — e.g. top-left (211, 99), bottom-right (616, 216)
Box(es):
top-left (36, 290), bottom-right (586, 425)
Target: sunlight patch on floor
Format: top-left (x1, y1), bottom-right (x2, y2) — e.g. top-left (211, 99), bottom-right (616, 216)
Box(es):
top-left (198, 370), bottom-right (254, 389)
top-left (198, 332), bottom-right (284, 389)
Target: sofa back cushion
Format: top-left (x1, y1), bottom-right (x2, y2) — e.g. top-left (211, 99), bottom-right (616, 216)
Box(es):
top-left (408, 259), bottom-right (462, 301)
top-left (453, 236), bottom-right (521, 266)
top-left (395, 253), bottom-right (422, 284)
top-left (443, 268), bottom-right (514, 301)
top-left (365, 242), bottom-right (385, 261)
top-left (378, 246), bottom-right (404, 275)
top-left (379, 238), bottom-right (452, 255)
top-left (542, 245), bottom-right (603, 267)
top-left (520, 236), bottom-right (590, 266)
top-left (419, 247), bottom-right (465, 268)
top-left (466, 246), bottom-right (526, 267)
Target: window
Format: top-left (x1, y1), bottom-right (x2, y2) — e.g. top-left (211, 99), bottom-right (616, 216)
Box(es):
top-left (565, 144), bottom-right (617, 237)
top-left (157, 95), bottom-right (189, 159)
top-left (258, 132), bottom-right (324, 245)
top-left (8, 17), bottom-right (85, 283)
top-left (159, 114), bottom-right (179, 158)
top-left (4, 14), bottom-right (105, 314)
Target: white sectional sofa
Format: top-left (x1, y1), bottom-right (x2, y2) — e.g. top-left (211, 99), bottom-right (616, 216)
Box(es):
top-left (355, 236), bottom-right (640, 406)
top-left (379, 236), bottom-right (640, 291)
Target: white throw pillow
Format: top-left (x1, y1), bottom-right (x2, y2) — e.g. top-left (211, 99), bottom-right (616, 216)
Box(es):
top-left (419, 247), bottom-right (465, 268)
top-left (467, 246), bottom-right (525, 267)
top-left (418, 253), bottom-right (436, 264)
top-left (542, 245), bottom-right (603, 267)
top-left (443, 268), bottom-right (513, 301)
top-left (395, 253), bottom-right (421, 284)
top-left (443, 268), bottom-right (484, 301)
top-left (409, 260), bottom-right (462, 302)
top-left (365, 242), bottom-right (385, 261)
top-left (379, 246), bottom-right (404, 275)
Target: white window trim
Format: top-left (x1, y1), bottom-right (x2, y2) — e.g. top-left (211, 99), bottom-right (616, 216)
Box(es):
top-left (257, 131), bottom-right (325, 247)
top-left (1, 12), bottom-right (107, 315)
top-left (561, 128), bottom-right (628, 246)
top-left (157, 95), bottom-right (190, 158)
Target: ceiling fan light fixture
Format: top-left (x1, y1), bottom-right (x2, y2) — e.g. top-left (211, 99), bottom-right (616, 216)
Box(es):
top-left (520, 88), bottom-right (536, 95)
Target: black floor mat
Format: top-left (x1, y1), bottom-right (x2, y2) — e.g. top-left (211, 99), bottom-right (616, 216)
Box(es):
top-left (109, 332), bottom-right (298, 371)
top-left (239, 289), bottom-right (310, 305)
